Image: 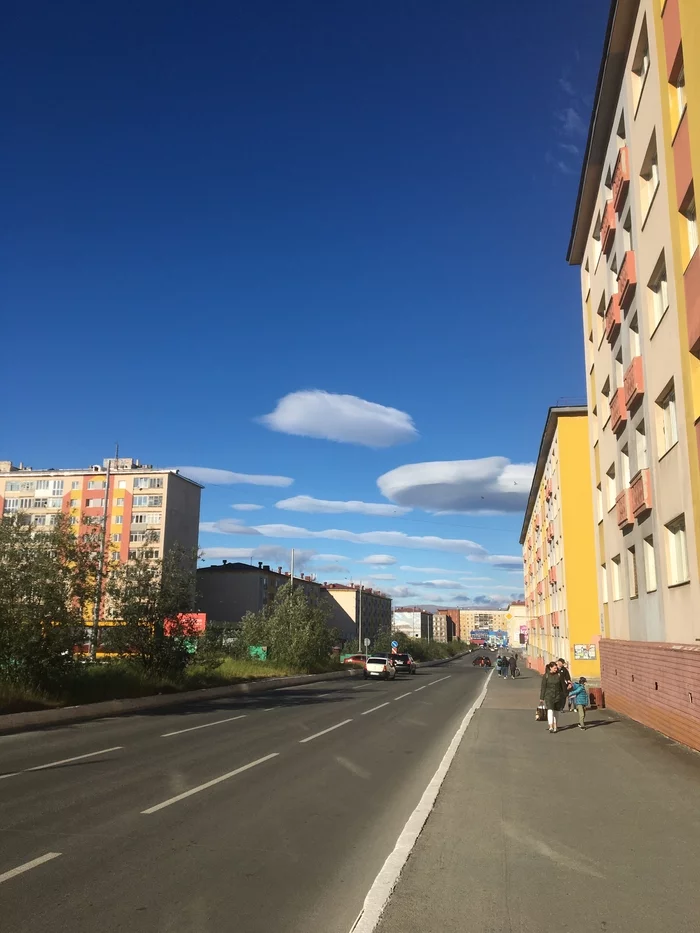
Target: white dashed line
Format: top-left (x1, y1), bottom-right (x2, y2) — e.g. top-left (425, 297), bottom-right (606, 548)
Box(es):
top-left (0, 746), bottom-right (124, 781)
top-left (361, 703), bottom-right (390, 716)
top-left (424, 675), bottom-right (451, 687)
top-left (413, 685), bottom-right (427, 692)
top-left (299, 719), bottom-right (353, 744)
top-left (141, 753), bottom-right (280, 814)
top-left (161, 715), bottom-right (246, 737)
top-left (0, 853), bottom-right (62, 885)
top-left (393, 693), bottom-right (411, 701)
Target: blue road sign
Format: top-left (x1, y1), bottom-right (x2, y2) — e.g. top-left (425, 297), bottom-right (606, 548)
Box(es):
top-left (391, 640), bottom-right (399, 648)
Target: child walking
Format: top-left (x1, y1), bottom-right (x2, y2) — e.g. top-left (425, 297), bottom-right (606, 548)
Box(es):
top-left (568, 677), bottom-right (589, 730)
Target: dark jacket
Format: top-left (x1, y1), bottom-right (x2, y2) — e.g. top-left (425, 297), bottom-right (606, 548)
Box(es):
top-left (508, 656), bottom-right (517, 671)
top-left (540, 672), bottom-right (565, 710)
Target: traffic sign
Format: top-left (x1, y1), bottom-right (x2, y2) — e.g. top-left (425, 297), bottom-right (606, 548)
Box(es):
top-left (364, 638), bottom-right (371, 647)
top-left (391, 640), bottom-right (399, 648)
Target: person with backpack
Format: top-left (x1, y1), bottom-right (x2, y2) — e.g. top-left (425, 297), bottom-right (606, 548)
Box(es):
top-left (568, 677), bottom-right (589, 730)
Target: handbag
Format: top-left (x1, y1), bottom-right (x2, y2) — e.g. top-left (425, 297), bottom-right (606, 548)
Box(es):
top-left (535, 701), bottom-right (547, 722)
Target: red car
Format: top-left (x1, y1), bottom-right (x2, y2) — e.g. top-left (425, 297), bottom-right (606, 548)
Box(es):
top-left (343, 653), bottom-right (367, 666)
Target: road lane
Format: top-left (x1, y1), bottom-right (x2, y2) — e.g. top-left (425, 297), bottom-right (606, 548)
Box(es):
top-left (0, 659), bottom-right (489, 933)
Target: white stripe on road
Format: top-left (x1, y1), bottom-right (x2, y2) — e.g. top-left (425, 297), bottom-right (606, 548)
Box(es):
top-left (361, 703), bottom-right (390, 716)
top-left (141, 753), bottom-right (279, 814)
top-left (424, 675), bottom-right (451, 687)
top-left (393, 692), bottom-right (412, 700)
top-left (413, 685), bottom-right (427, 692)
top-left (161, 715), bottom-right (246, 737)
top-left (316, 693), bottom-right (331, 698)
top-left (299, 719), bottom-right (353, 744)
top-left (0, 746), bottom-right (124, 781)
top-left (0, 852), bottom-right (62, 885)
top-left (349, 671), bottom-right (493, 933)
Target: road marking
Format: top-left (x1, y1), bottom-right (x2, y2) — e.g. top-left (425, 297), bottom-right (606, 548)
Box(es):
top-left (141, 753), bottom-right (279, 814)
top-left (0, 746), bottom-right (124, 780)
top-left (413, 685), bottom-right (427, 692)
top-left (316, 693), bottom-right (331, 698)
top-left (161, 715), bottom-right (246, 737)
top-left (349, 671), bottom-right (493, 933)
top-left (0, 852), bottom-right (62, 885)
top-left (361, 703), bottom-right (390, 716)
top-left (352, 685), bottom-right (368, 690)
top-left (393, 692), bottom-right (411, 701)
top-left (299, 719), bottom-right (353, 744)
top-left (424, 675), bottom-right (451, 687)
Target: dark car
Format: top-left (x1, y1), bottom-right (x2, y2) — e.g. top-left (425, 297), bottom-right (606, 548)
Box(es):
top-left (392, 653), bottom-right (417, 674)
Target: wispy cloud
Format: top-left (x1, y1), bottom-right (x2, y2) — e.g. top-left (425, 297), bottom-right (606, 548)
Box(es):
top-left (200, 519), bottom-right (261, 536)
top-left (200, 545), bottom-right (316, 568)
top-left (178, 467), bottom-right (293, 487)
top-left (275, 495), bottom-right (410, 517)
top-left (558, 77), bottom-right (575, 96)
top-left (556, 106), bottom-right (586, 138)
top-left (369, 574), bottom-right (395, 581)
top-left (546, 151), bottom-right (575, 176)
top-left (247, 524), bottom-right (489, 557)
top-left (258, 390), bottom-right (418, 448)
top-left (358, 554), bottom-right (397, 565)
top-left (231, 503), bottom-right (264, 511)
top-left (558, 142), bottom-right (580, 155)
top-left (399, 565), bottom-right (465, 574)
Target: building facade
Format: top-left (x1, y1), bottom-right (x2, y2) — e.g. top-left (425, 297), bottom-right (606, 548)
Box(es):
top-left (0, 458), bottom-right (201, 567)
top-left (324, 584), bottom-right (392, 648)
top-left (392, 608), bottom-right (433, 640)
top-left (568, 0), bottom-right (700, 745)
top-left (435, 607), bottom-right (462, 640)
top-left (432, 611), bottom-right (455, 643)
top-left (459, 609), bottom-right (508, 644)
top-left (504, 602), bottom-right (528, 650)
top-left (520, 409), bottom-right (601, 681)
top-left (197, 560), bottom-right (328, 621)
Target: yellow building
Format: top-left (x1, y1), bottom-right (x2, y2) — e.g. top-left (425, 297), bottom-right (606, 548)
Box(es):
top-left (520, 408), bottom-right (600, 681)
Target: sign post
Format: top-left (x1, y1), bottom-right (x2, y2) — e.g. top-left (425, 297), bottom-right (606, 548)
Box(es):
top-left (364, 637), bottom-right (371, 654)
top-left (391, 639), bottom-right (399, 655)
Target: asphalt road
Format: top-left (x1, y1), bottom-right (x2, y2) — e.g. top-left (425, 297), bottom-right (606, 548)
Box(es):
top-left (0, 657), bottom-right (487, 933)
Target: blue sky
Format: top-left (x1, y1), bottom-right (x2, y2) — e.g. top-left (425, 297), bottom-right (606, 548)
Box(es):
top-left (3, 0), bottom-right (609, 607)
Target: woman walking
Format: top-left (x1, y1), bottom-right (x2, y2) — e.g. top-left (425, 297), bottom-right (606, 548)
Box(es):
top-left (540, 661), bottom-right (566, 733)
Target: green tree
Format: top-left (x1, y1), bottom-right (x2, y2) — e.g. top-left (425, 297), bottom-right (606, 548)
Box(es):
top-left (234, 583), bottom-right (337, 671)
top-left (105, 542), bottom-right (199, 677)
top-left (0, 512), bottom-right (101, 690)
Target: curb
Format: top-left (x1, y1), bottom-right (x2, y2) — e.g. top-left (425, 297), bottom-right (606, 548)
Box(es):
top-left (0, 669), bottom-right (360, 736)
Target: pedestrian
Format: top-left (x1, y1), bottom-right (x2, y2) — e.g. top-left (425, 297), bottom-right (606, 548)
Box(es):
top-left (556, 658), bottom-right (573, 710)
top-left (508, 654), bottom-right (517, 679)
top-left (568, 677), bottom-right (589, 730)
top-left (540, 661), bottom-right (566, 733)
top-left (500, 655), bottom-right (509, 678)
top-left (496, 655), bottom-right (503, 675)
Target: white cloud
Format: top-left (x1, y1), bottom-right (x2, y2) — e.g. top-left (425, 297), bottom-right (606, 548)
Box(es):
top-left (407, 579), bottom-right (471, 589)
top-left (249, 524), bottom-right (489, 557)
top-left (310, 553), bottom-right (349, 562)
top-left (199, 520), bottom-right (261, 536)
top-left (199, 545), bottom-right (316, 569)
top-left (177, 467), bottom-right (293, 487)
top-left (258, 390), bottom-right (418, 447)
top-left (377, 457), bottom-right (534, 513)
top-left (276, 495), bottom-right (409, 517)
top-left (473, 554), bottom-right (523, 569)
top-left (314, 563), bottom-right (350, 575)
top-left (359, 554), bottom-right (397, 565)
top-left (231, 503), bottom-right (264, 511)
top-left (384, 585), bottom-right (423, 600)
top-left (369, 574), bottom-right (395, 581)
top-left (399, 565), bottom-right (464, 574)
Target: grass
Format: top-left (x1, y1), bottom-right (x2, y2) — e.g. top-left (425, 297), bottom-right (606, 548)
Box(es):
top-left (0, 656), bottom-right (322, 714)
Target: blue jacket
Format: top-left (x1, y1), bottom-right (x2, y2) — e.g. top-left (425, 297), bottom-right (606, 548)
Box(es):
top-left (568, 683), bottom-right (589, 706)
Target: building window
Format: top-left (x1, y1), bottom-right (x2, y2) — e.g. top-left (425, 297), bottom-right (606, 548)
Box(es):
top-left (71, 480), bottom-right (81, 490)
top-left (115, 497), bottom-right (124, 506)
top-left (631, 19), bottom-right (650, 112)
top-left (132, 495), bottom-right (163, 507)
top-left (657, 382), bottom-right (678, 455)
top-left (615, 351), bottom-right (624, 390)
top-left (33, 498), bottom-right (48, 509)
top-left (132, 512), bottom-right (162, 525)
top-left (47, 497), bottom-right (62, 509)
top-left (643, 535), bottom-right (657, 592)
top-left (666, 515), bottom-right (689, 585)
top-left (596, 294), bottom-right (606, 345)
top-left (620, 445), bottom-right (630, 489)
top-left (635, 420), bottom-right (648, 472)
top-left (648, 252), bottom-right (669, 331)
top-left (3, 498), bottom-right (18, 512)
top-left (18, 498), bottom-right (33, 509)
top-left (111, 533), bottom-right (122, 543)
top-left (681, 189), bottom-right (698, 266)
top-left (32, 515), bottom-right (47, 526)
top-left (85, 498), bottom-right (104, 508)
top-left (627, 547), bottom-right (638, 598)
top-left (639, 132), bottom-right (659, 220)
top-left (611, 555), bottom-right (622, 601)
top-left (35, 480), bottom-right (50, 491)
top-left (5, 482), bottom-right (20, 492)
top-left (606, 463), bottom-right (617, 511)
top-left (130, 532), bottom-right (148, 543)
top-left (601, 377), bottom-right (611, 423)
top-left (670, 59), bottom-right (686, 129)
top-left (596, 484), bottom-right (603, 523)
top-left (112, 515), bottom-right (123, 525)
top-left (601, 563), bottom-right (608, 603)
top-left (87, 479), bottom-right (106, 490)
top-left (117, 479), bottom-right (127, 489)
top-left (133, 477), bottom-right (163, 489)
top-left (629, 314), bottom-right (641, 358)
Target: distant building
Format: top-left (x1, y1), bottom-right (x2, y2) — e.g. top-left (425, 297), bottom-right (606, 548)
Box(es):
top-left (504, 602), bottom-right (527, 650)
top-left (324, 584), bottom-right (392, 649)
top-left (459, 609), bottom-right (509, 644)
top-left (432, 611), bottom-right (455, 643)
top-left (436, 607), bottom-right (462, 640)
top-left (393, 607), bottom-right (433, 640)
top-left (0, 457), bottom-right (201, 568)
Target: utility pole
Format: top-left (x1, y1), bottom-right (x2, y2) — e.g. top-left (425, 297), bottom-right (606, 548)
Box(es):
top-left (90, 455), bottom-right (111, 661)
top-left (358, 582), bottom-right (362, 654)
top-left (290, 548), bottom-right (295, 590)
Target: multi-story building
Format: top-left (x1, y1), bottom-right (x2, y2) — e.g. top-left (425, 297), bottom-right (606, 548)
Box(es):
top-left (0, 458), bottom-right (201, 567)
top-left (324, 584), bottom-right (392, 648)
top-left (459, 609), bottom-right (509, 644)
top-left (435, 607), bottom-right (462, 640)
top-left (392, 607), bottom-right (433, 640)
top-left (504, 602), bottom-right (528, 650)
top-left (568, 0), bottom-right (700, 746)
top-left (520, 408), bottom-right (600, 681)
top-left (432, 610), bottom-right (456, 643)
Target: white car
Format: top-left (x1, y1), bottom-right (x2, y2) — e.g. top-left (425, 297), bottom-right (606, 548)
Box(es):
top-left (364, 656), bottom-right (397, 680)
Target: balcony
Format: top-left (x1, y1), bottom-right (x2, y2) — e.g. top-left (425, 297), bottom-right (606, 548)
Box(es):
top-left (618, 250), bottom-right (637, 310)
top-left (549, 566), bottom-right (557, 584)
top-left (536, 582), bottom-right (543, 597)
top-left (536, 547), bottom-right (542, 563)
top-left (551, 610), bottom-right (560, 629)
top-left (615, 489), bottom-right (633, 528)
top-left (610, 387), bottom-right (627, 435)
top-left (547, 520), bottom-right (555, 541)
top-left (534, 515), bottom-right (541, 531)
top-left (545, 478), bottom-right (553, 500)
top-left (612, 146), bottom-right (630, 212)
top-left (601, 200), bottom-right (616, 253)
top-left (624, 357), bottom-right (644, 411)
top-left (630, 468), bottom-right (652, 518)
top-left (605, 293), bottom-right (621, 343)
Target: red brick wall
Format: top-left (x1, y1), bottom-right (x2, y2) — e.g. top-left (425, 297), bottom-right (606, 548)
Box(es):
top-left (600, 639), bottom-right (700, 752)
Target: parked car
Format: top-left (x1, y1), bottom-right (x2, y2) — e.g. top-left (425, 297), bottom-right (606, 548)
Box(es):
top-left (343, 654), bottom-right (367, 666)
top-left (364, 656), bottom-right (397, 680)
top-left (392, 653), bottom-right (417, 674)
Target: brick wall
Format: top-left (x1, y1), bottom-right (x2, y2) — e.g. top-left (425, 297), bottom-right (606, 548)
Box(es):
top-left (600, 639), bottom-right (700, 752)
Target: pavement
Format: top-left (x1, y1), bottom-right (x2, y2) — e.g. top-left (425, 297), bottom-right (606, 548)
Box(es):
top-left (375, 667), bottom-right (700, 933)
top-left (0, 655), bottom-right (486, 933)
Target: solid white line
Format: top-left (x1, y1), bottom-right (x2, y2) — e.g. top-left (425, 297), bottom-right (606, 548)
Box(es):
top-left (412, 685), bottom-right (427, 693)
top-left (0, 852), bottom-right (62, 884)
top-left (161, 715), bottom-right (246, 737)
top-left (22, 747), bottom-right (123, 773)
top-left (424, 675), bottom-right (451, 687)
top-left (393, 692), bottom-right (411, 701)
top-left (141, 753), bottom-right (279, 814)
top-left (349, 671), bottom-right (493, 933)
top-left (361, 703), bottom-right (390, 716)
top-left (316, 693), bottom-right (331, 698)
top-left (299, 719), bottom-right (353, 744)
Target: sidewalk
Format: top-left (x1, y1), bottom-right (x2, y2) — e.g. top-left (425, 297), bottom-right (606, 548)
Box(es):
top-left (375, 669), bottom-right (700, 933)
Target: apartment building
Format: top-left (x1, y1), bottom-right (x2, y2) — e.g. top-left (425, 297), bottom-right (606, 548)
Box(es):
top-left (567, 0), bottom-right (700, 746)
top-left (504, 602), bottom-right (528, 650)
top-left (459, 609), bottom-right (507, 643)
top-left (520, 409), bottom-right (600, 681)
top-left (0, 458), bottom-right (201, 566)
top-left (324, 584), bottom-right (392, 647)
top-left (432, 611), bottom-right (454, 643)
top-left (392, 608), bottom-right (433, 640)
top-left (435, 607), bottom-right (462, 640)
